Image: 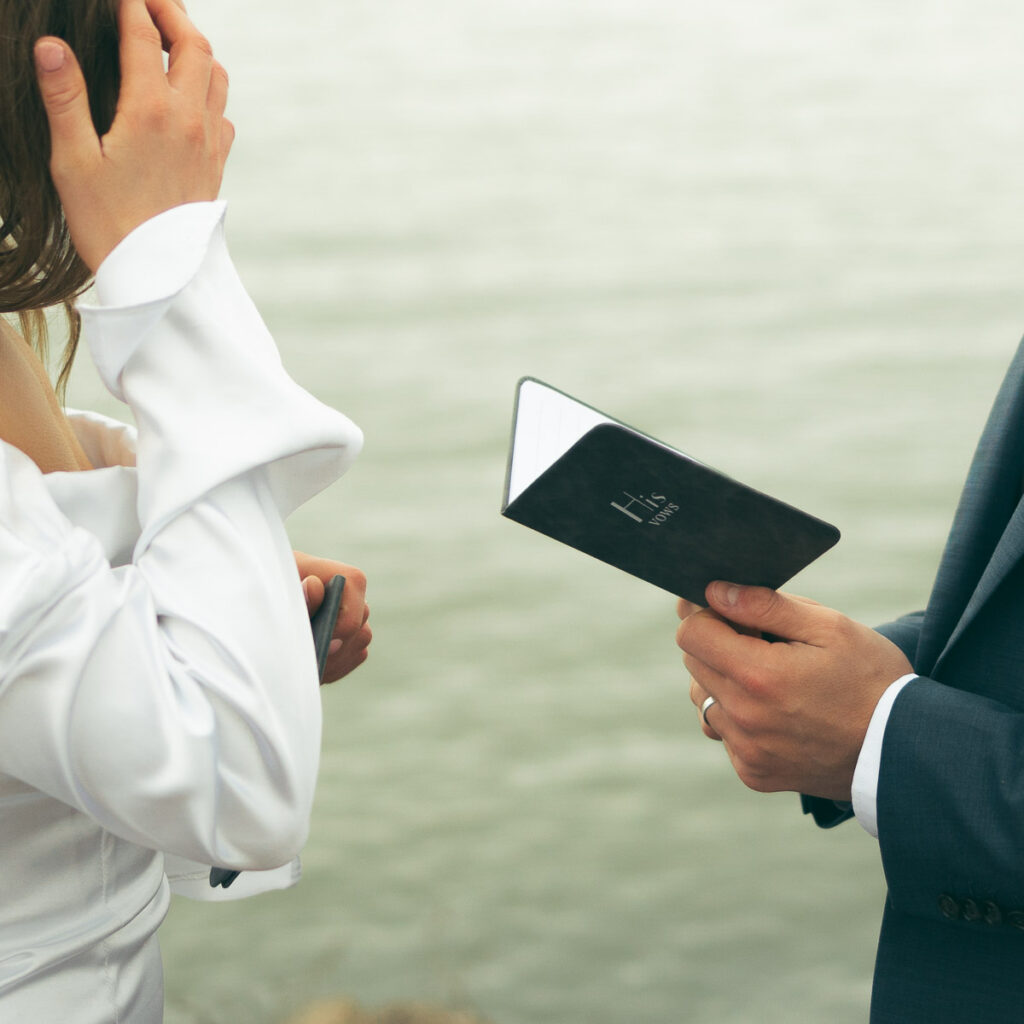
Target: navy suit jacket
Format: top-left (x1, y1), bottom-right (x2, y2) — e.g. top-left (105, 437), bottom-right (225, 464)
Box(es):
top-left (806, 338), bottom-right (1024, 1021)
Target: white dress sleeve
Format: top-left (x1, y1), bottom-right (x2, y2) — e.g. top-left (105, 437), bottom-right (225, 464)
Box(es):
top-left (0, 201), bottom-right (361, 872)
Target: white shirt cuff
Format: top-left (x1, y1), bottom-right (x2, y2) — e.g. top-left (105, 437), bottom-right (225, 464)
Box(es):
top-left (852, 673), bottom-right (918, 837)
top-left (92, 201), bottom-right (228, 309)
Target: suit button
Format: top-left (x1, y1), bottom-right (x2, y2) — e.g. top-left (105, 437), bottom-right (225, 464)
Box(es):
top-left (938, 894), bottom-right (961, 919)
top-left (984, 901), bottom-right (1003, 926)
top-left (962, 898), bottom-right (982, 922)
top-left (1007, 911), bottom-right (1024, 931)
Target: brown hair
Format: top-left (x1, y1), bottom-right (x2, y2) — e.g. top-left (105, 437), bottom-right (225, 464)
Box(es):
top-left (0, 0), bottom-right (120, 399)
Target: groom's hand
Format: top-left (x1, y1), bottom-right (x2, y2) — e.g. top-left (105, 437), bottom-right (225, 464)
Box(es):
top-left (676, 583), bottom-right (911, 801)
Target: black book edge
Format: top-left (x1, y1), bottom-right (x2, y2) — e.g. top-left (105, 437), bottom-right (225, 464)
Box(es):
top-left (209, 575), bottom-right (346, 890)
top-left (310, 575), bottom-right (346, 680)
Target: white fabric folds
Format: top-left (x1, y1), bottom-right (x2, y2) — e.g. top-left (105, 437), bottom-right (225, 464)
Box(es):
top-left (0, 202), bottom-right (361, 1022)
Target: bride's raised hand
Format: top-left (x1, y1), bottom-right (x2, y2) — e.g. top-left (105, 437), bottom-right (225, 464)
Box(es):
top-left (33, 0), bottom-right (233, 273)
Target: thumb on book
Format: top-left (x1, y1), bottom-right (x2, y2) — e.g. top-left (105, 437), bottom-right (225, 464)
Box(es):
top-left (704, 582), bottom-right (821, 643)
top-left (301, 574), bottom-right (325, 614)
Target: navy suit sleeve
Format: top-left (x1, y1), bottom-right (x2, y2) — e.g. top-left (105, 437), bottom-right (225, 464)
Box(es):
top-left (800, 610), bottom-right (926, 830)
top-left (875, 610), bottom-right (925, 662)
top-left (876, 677), bottom-right (1024, 923)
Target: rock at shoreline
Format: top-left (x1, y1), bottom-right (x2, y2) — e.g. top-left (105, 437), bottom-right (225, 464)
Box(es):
top-left (283, 998), bottom-right (493, 1024)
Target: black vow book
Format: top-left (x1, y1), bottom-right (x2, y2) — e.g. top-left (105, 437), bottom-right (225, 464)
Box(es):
top-left (500, 378), bottom-right (840, 605)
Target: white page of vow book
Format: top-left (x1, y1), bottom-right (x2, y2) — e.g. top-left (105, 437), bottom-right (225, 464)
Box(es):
top-left (505, 379), bottom-right (611, 505)
top-left (505, 378), bottom-right (695, 505)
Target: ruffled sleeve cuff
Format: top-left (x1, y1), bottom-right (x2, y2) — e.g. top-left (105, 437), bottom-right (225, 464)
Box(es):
top-left (76, 202), bottom-right (362, 543)
top-left (92, 202), bottom-right (231, 311)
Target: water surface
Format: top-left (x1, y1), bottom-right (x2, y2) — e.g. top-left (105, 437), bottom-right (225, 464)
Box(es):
top-left (69, 1), bottom-right (1024, 1020)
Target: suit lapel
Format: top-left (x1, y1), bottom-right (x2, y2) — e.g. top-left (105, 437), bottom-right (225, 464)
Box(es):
top-left (931, 502), bottom-right (1024, 673)
top-left (917, 340), bottom-right (1024, 675)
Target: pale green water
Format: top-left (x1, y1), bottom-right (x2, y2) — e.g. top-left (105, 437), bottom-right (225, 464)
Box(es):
top-left (69, 1), bottom-right (1024, 1021)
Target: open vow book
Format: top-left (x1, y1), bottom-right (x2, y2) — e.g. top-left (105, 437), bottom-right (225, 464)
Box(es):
top-left (500, 377), bottom-right (840, 605)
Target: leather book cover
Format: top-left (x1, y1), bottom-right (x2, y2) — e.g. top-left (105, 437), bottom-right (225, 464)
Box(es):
top-left (501, 379), bottom-right (840, 605)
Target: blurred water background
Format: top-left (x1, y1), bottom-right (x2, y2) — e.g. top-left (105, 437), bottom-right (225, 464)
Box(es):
top-left (67, 0), bottom-right (1024, 1021)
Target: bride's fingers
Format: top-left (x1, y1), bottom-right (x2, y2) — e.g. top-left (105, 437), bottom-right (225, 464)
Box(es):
top-left (35, 40), bottom-right (100, 175)
top-left (143, 0), bottom-right (217, 100)
top-left (116, 0), bottom-right (169, 101)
